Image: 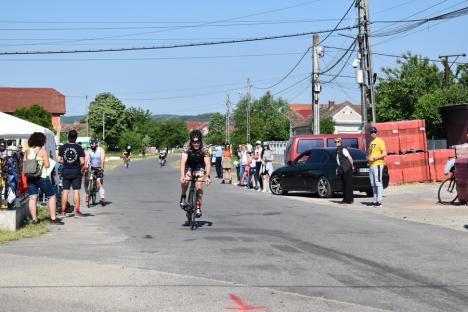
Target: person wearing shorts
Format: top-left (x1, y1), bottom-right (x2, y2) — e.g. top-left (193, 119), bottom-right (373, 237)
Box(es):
top-left (58, 130), bottom-right (85, 216)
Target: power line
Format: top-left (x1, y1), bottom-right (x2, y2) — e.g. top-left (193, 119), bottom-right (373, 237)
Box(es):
top-left (0, 25), bottom-right (359, 56)
top-left (320, 0), bottom-right (356, 44)
top-left (319, 40), bottom-right (356, 74)
top-left (273, 74), bottom-right (311, 96)
top-left (254, 47), bottom-right (311, 90)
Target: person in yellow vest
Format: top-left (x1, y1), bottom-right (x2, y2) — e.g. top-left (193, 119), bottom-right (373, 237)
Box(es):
top-left (367, 127), bottom-right (387, 207)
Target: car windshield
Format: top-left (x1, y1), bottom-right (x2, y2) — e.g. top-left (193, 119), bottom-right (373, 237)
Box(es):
top-left (327, 138), bottom-right (359, 149)
top-left (297, 139), bottom-right (324, 154)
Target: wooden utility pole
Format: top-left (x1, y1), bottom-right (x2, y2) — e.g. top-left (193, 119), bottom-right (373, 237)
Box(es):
top-left (246, 78), bottom-right (252, 143)
top-left (225, 94), bottom-right (231, 144)
top-left (439, 53), bottom-right (466, 88)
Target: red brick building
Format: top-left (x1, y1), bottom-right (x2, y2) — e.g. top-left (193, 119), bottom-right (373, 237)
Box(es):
top-left (0, 87), bottom-right (66, 142)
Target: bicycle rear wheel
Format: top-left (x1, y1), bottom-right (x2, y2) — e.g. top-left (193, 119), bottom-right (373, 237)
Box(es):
top-left (438, 177), bottom-right (458, 204)
top-left (187, 183), bottom-right (197, 230)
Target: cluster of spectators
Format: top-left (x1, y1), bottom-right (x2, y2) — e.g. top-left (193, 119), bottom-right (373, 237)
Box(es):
top-left (233, 141), bottom-right (274, 192)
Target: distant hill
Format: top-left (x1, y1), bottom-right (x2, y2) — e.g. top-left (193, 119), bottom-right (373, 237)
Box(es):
top-left (62, 113), bottom-right (214, 124)
top-left (151, 113), bottom-right (213, 122)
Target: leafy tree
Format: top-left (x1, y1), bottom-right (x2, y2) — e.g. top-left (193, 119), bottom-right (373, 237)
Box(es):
top-left (87, 93), bottom-right (126, 148)
top-left (231, 92), bottom-right (290, 147)
top-left (125, 107), bottom-right (152, 134)
top-left (206, 112), bottom-right (225, 144)
top-left (14, 104), bottom-right (54, 132)
top-left (375, 53), bottom-right (444, 121)
top-left (119, 130), bottom-right (143, 151)
top-left (320, 117), bottom-right (335, 134)
top-left (456, 64), bottom-right (468, 89)
top-left (413, 85), bottom-right (468, 138)
top-left (150, 119), bottom-right (188, 148)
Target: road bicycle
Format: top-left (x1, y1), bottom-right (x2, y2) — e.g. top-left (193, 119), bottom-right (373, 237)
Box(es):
top-left (184, 174), bottom-right (205, 230)
top-left (86, 169), bottom-right (99, 208)
top-left (438, 158), bottom-right (457, 205)
top-left (159, 157), bottom-right (166, 167)
top-left (123, 156), bottom-right (130, 169)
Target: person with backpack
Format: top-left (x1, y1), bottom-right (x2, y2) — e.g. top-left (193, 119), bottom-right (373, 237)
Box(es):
top-left (58, 130), bottom-right (85, 216)
top-left (23, 132), bottom-right (63, 224)
top-left (335, 137), bottom-right (354, 204)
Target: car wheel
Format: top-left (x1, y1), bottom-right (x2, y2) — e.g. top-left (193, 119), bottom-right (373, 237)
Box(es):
top-left (317, 176), bottom-right (332, 198)
top-left (270, 175), bottom-right (287, 195)
top-left (365, 190), bottom-right (373, 197)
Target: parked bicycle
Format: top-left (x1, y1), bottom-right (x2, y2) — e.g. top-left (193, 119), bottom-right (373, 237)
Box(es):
top-left (438, 157), bottom-right (457, 204)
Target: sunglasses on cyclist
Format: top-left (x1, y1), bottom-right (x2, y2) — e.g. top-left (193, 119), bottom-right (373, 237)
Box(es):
top-left (191, 141), bottom-right (201, 145)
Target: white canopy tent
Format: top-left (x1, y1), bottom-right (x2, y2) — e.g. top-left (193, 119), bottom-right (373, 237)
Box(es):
top-left (0, 112), bottom-right (56, 159)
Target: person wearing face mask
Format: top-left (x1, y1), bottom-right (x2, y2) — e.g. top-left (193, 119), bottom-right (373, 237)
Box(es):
top-left (84, 137), bottom-right (106, 206)
top-left (179, 130), bottom-right (211, 219)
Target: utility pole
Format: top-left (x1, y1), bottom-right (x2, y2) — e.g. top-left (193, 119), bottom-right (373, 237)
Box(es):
top-left (85, 95), bottom-right (89, 137)
top-left (439, 53), bottom-right (466, 88)
top-left (357, 0), bottom-right (376, 125)
top-left (102, 112), bottom-right (105, 143)
top-left (225, 94), bottom-right (231, 144)
top-left (312, 34), bottom-right (322, 134)
top-left (246, 78), bottom-right (252, 143)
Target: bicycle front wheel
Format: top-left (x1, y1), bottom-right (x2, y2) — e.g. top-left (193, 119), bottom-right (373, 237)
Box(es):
top-left (438, 177), bottom-right (458, 204)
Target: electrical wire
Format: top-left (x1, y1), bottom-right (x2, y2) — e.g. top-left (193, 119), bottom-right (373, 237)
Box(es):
top-left (319, 40), bottom-right (357, 75)
top-left (320, 0), bottom-right (356, 44)
top-left (0, 25), bottom-right (359, 56)
top-left (254, 47), bottom-right (311, 90)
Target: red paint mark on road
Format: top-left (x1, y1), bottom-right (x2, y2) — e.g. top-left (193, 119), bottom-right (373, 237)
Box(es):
top-left (224, 293), bottom-right (269, 311)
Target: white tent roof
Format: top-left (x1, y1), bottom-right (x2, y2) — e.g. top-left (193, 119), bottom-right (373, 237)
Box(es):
top-left (0, 112), bottom-right (56, 157)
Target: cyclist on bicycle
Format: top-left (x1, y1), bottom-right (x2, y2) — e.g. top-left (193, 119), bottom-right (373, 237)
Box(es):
top-left (159, 147), bottom-right (168, 166)
top-left (179, 130), bottom-right (211, 217)
top-left (123, 145), bottom-right (131, 164)
top-left (84, 137), bottom-right (107, 206)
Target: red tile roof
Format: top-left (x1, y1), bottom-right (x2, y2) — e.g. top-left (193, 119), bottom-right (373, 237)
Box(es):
top-left (0, 88), bottom-right (66, 114)
top-left (185, 121), bottom-right (208, 130)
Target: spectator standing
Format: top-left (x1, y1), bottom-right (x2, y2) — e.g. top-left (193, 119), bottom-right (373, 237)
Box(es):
top-left (58, 130), bottom-right (85, 215)
top-left (367, 127), bottom-right (387, 207)
top-left (254, 141), bottom-right (263, 190)
top-left (261, 143), bottom-right (274, 193)
top-left (24, 132), bottom-right (63, 225)
top-left (237, 144), bottom-right (248, 186)
top-left (335, 138), bottom-right (354, 204)
top-left (221, 144), bottom-right (232, 184)
top-left (214, 144), bottom-right (223, 178)
top-left (242, 152), bottom-right (253, 188)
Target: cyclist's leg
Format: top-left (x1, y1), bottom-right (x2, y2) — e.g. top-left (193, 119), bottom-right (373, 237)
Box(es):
top-left (84, 174), bottom-right (90, 202)
top-left (97, 173), bottom-right (105, 202)
top-left (180, 169), bottom-right (191, 208)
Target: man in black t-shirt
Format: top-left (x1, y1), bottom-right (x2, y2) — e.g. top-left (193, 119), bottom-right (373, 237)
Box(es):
top-left (58, 130), bottom-right (85, 216)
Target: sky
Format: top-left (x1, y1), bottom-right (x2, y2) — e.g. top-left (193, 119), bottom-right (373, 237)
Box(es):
top-left (1, 0), bottom-right (467, 117)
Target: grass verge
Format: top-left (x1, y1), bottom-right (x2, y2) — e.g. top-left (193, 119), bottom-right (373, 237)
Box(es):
top-left (0, 208), bottom-right (49, 244)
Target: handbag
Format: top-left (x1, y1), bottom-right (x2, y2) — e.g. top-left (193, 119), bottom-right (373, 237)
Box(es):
top-left (23, 148), bottom-right (43, 178)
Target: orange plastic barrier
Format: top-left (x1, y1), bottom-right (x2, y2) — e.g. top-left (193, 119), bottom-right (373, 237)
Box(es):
top-left (401, 152), bottom-right (430, 183)
top-left (371, 122), bottom-right (399, 154)
top-left (398, 119), bottom-right (427, 153)
top-left (429, 149), bottom-right (456, 181)
top-left (455, 158), bottom-right (468, 202)
top-left (385, 155), bottom-right (403, 185)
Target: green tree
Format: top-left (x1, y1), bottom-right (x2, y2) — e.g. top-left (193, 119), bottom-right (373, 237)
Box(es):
top-left (231, 92), bottom-right (290, 147)
top-left (375, 53), bottom-right (444, 121)
top-left (87, 93), bottom-right (126, 148)
top-left (320, 117), bottom-right (335, 134)
top-left (125, 107), bottom-right (152, 134)
top-left (456, 64), bottom-right (468, 89)
top-left (206, 112), bottom-right (225, 144)
top-left (119, 130), bottom-right (143, 151)
top-left (14, 104), bottom-right (54, 132)
top-left (413, 85), bottom-right (468, 138)
top-left (156, 119), bottom-right (188, 148)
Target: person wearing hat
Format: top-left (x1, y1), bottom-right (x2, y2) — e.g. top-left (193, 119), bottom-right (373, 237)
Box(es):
top-left (261, 143), bottom-right (274, 192)
top-left (367, 127), bottom-right (387, 207)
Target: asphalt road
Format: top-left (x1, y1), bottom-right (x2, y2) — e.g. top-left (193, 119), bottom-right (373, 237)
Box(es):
top-left (1, 157), bottom-right (468, 312)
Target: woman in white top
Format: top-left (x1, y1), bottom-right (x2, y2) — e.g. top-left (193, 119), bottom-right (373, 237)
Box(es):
top-left (261, 143), bottom-right (274, 193)
top-left (24, 132), bottom-right (62, 224)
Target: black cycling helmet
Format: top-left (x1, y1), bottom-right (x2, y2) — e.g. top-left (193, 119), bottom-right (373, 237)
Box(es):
top-left (189, 129), bottom-right (203, 143)
top-left (90, 137), bottom-right (99, 145)
top-left (369, 126), bottom-right (378, 134)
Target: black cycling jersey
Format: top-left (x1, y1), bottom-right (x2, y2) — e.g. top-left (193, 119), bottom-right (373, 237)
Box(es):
top-left (183, 143), bottom-right (208, 171)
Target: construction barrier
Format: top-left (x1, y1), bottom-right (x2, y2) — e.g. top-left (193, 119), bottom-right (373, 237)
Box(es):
top-left (385, 155), bottom-right (403, 185)
top-left (455, 158), bottom-right (468, 202)
top-left (401, 152), bottom-right (430, 183)
top-left (428, 149), bottom-right (456, 181)
top-left (371, 121), bottom-right (400, 154)
top-left (398, 119), bottom-right (427, 153)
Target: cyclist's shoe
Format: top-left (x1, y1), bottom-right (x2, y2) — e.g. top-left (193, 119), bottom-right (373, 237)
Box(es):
top-left (100, 199), bottom-right (106, 206)
top-left (195, 208), bottom-right (202, 218)
top-left (179, 197), bottom-right (188, 210)
top-left (183, 221), bottom-right (191, 226)
top-left (374, 202), bottom-right (382, 207)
